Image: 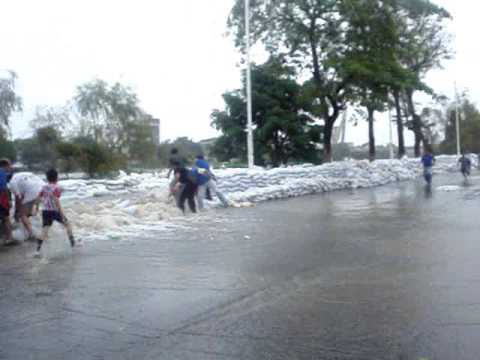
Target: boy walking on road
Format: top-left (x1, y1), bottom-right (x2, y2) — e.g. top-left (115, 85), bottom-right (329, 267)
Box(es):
top-left (35, 169), bottom-right (75, 257)
top-left (421, 149), bottom-right (435, 185)
top-left (458, 153), bottom-right (472, 179)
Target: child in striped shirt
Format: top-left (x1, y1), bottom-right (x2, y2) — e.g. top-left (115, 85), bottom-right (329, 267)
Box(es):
top-left (35, 168), bottom-right (75, 257)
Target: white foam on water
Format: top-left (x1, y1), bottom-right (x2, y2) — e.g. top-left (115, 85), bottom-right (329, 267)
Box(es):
top-left (21, 155), bottom-right (471, 243)
top-left (436, 185), bottom-right (462, 192)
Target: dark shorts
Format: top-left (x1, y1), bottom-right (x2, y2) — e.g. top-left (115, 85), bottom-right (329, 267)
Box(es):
top-left (42, 211), bottom-right (66, 227)
top-left (0, 206), bottom-right (9, 219)
top-left (461, 167), bottom-right (471, 175)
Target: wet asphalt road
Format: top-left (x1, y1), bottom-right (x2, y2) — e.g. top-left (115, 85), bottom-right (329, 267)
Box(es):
top-left (1, 172), bottom-right (480, 360)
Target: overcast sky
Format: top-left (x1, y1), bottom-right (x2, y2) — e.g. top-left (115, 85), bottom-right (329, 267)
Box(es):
top-left (0, 0), bottom-right (476, 146)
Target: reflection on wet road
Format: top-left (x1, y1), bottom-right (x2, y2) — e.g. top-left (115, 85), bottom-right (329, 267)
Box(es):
top-left (1, 173), bottom-right (480, 359)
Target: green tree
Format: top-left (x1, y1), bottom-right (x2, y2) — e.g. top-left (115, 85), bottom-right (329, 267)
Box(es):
top-left (0, 71), bottom-right (22, 128)
top-left (229, 0), bottom-right (347, 162)
top-left (74, 79), bottom-right (156, 164)
top-left (440, 97), bottom-right (480, 154)
top-left (341, 0), bottom-right (400, 161)
top-left (212, 59), bottom-right (322, 166)
top-left (396, 0), bottom-right (452, 156)
top-left (56, 141), bottom-right (81, 173)
top-left (14, 137), bottom-right (43, 170)
top-left (0, 70), bottom-right (22, 131)
top-left (156, 137), bottom-right (203, 167)
top-left (16, 126), bottom-right (62, 169)
top-left (125, 117), bottom-right (157, 166)
top-left (74, 79), bottom-right (111, 142)
top-left (30, 105), bottom-right (74, 137)
top-left (210, 92), bottom-right (247, 163)
top-left (36, 126), bottom-right (62, 167)
top-left (0, 136), bottom-right (16, 161)
top-left (69, 137), bottom-right (125, 177)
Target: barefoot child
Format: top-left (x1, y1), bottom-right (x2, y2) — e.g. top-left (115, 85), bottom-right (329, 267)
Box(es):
top-left (35, 169), bottom-right (75, 257)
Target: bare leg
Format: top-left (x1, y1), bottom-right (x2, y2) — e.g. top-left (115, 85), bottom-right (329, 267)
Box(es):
top-left (41, 226), bottom-right (49, 242)
top-left (4, 218), bottom-right (12, 243)
top-left (197, 184), bottom-right (207, 210)
top-left (208, 180), bottom-right (229, 207)
top-left (64, 222), bottom-right (73, 239)
top-left (36, 226), bottom-right (50, 253)
top-left (21, 215), bottom-right (34, 238)
top-left (62, 219), bottom-right (75, 247)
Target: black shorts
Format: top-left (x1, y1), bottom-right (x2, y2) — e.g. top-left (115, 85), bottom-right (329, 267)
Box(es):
top-left (0, 206), bottom-right (9, 219)
top-left (42, 211), bottom-right (66, 227)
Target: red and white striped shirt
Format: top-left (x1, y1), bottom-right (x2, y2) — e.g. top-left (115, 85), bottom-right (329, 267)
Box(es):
top-left (40, 183), bottom-right (62, 211)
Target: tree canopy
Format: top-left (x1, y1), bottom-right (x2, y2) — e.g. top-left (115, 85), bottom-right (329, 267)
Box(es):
top-left (0, 70), bottom-right (22, 131)
top-left (228, 0), bottom-right (452, 161)
top-left (211, 58), bottom-right (322, 166)
top-left (440, 96), bottom-right (480, 154)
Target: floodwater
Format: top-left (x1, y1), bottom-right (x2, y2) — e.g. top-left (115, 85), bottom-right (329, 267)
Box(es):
top-left (1, 172), bottom-right (480, 359)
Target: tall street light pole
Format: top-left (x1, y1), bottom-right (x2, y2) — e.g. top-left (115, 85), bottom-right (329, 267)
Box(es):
top-left (454, 82), bottom-right (461, 156)
top-left (245, 0), bottom-right (254, 169)
top-left (388, 108), bottom-right (394, 159)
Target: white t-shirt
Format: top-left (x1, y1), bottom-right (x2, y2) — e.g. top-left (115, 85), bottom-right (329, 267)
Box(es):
top-left (8, 173), bottom-right (45, 204)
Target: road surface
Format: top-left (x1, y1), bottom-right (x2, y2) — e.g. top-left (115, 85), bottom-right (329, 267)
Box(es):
top-left (1, 173), bottom-right (480, 359)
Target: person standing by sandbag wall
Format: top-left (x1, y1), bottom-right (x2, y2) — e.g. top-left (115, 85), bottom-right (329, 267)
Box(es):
top-left (166, 148), bottom-right (189, 207)
top-left (172, 161), bottom-right (197, 214)
top-left (193, 155), bottom-right (229, 210)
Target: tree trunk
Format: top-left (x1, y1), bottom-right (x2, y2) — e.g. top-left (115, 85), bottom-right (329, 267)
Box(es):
top-left (271, 145), bottom-right (280, 167)
top-left (367, 106), bottom-right (376, 162)
top-left (309, 25), bottom-right (343, 164)
top-left (322, 95), bottom-right (342, 163)
top-left (393, 90), bottom-right (405, 158)
top-left (323, 119), bottom-right (334, 163)
top-left (406, 89), bottom-right (424, 157)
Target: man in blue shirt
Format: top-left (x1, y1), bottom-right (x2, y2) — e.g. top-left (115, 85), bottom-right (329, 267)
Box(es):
top-left (421, 149), bottom-right (435, 185)
top-left (458, 152), bottom-right (472, 178)
top-left (192, 155), bottom-right (229, 210)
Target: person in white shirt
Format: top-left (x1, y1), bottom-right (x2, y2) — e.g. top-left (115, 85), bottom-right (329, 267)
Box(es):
top-left (8, 172), bottom-right (44, 240)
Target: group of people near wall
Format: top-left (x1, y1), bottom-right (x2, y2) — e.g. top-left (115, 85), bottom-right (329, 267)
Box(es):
top-left (167, 148), bottom-right (230, 214)
top-left (0, 159), bottom-right (75, 257)
top-left (0, 149), bottom-right (229, 256)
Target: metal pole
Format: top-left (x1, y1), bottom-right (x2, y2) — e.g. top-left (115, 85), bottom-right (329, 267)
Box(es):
top-left (341, 110), bottom-right (347, 144)
top-left (245, 0), bottom-right (254, 168)
top-left (455, 82), bottom-right (461, 156)
top-left (388, 108), bottom-right (394, 159)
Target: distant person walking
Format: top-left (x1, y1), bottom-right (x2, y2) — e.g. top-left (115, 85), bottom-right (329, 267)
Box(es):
top-left (421, 149), bottom-right (435, 185)
top-left (193, 155), bottom-right (229, 210)
top-left (458, 152), bottom-right (472, 179)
